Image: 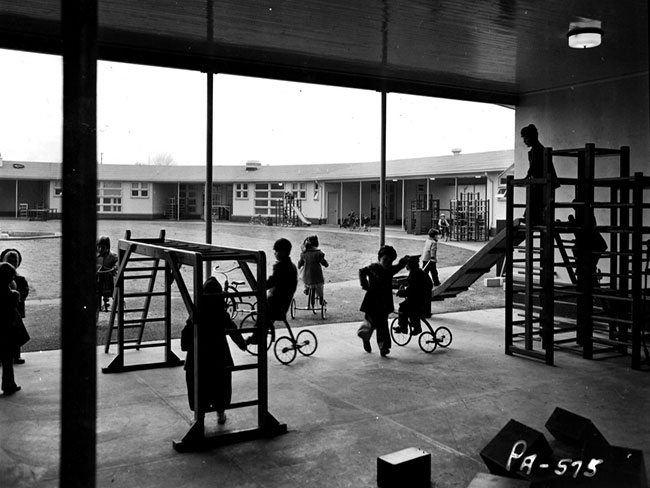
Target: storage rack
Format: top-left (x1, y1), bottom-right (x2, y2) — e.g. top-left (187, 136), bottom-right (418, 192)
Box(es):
top-left (505, 144), bottom-right (650, 370)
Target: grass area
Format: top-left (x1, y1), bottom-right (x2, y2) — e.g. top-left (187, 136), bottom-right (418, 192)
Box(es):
top-left (0, 218), bottom-right (504, 352)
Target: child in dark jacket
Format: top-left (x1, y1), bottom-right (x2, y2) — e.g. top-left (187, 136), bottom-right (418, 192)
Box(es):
top-left (358, 245), bottom-right (407, 357)
top-left (247, 238), bottom-right (298, 346)
top-left (0, 262), bottom-right (25, 395)
top-left (1, 248), bottom-right (29, 364)
top-left (96, 235), bottom-right (118, 313)
top-left (396, 255), bottom-right (433, 335)
top-left (182, 276), bottom-right (246, 424)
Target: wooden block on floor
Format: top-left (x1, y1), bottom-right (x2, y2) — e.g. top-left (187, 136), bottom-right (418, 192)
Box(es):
top-left (466, 472), bottom-right (530, 487)
top-left (484, 277), bottom-right (504, 287)
top-left (377, 447), bottom-right (430, 488)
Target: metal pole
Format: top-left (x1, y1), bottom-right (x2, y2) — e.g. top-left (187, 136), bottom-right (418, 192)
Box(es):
top-left (205, 71), bottom-right (213, 278)
top-left (380, 91), bottom-right (386, 246)
top-left (61, 0), bottom-right (97, 486)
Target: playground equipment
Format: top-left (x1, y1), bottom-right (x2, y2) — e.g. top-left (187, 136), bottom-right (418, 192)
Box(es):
top-left (274, 191), bottom-right (311, 227)
top-left (390, 316), bottom-right (452, 354)
top-left (103, 230), bottom-right (286, 450)
top-left (504, 144), bottom-right (650, 370)
top-left (450, 192), bottom-right (489, 241)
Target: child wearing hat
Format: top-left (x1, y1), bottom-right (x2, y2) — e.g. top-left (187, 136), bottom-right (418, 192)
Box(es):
top-left (1, 248), bottom-right (29, 364)
top-left (422, 228), bottom-right (441, 286)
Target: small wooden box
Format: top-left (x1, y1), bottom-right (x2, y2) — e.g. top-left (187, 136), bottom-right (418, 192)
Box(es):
top-left (377, 447), bottom-right (430, 488)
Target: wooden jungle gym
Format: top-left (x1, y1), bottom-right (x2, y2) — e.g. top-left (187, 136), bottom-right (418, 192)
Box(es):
top-left (504, 144), bottom-right (650, 371)
top-left (103, 230), bottom-right (286, 451)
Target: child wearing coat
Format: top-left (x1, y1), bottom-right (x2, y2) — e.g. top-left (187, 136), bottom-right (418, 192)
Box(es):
top-left (1, 248), bottom-right (29, 364)
top-left (182, 276), bottom-right (246, 424)
top-left (297, 235), bottom-right (329, 306)
top-left (0, 262), bottom-right (27, 395)
top-left (358, 245), bottom-right (407, 357)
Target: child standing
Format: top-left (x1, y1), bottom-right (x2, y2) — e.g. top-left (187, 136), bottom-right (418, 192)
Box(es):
top-left (1, 248), bottom-right (29, 364)
top-left (297, 235), bottom-right (329, 306)
top-left (182, 276), bottom-right (246, 424)
top-left (96, 236), bottom-right (118, 313)
top-left (0, 262), bottom-right (28, 395)
top-left (358, 245), bottom-right (408, 357)
top-left (422, 228), bottom-right (441, 286)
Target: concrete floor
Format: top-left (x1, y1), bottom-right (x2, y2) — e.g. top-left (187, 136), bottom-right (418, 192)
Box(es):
top-left (1, 308), bottom-right (649, 487)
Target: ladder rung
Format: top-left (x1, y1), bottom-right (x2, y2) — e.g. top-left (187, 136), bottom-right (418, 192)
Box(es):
top-left (124, 308), bottom-right (146, 314)
top-left (124, 341), bottom-right (166, 350)
top-left (124, 274), bottom-right (160, 280)
top-left (124, 317), bottom-right (166, 324)
top-left (124, 291), bottom-right (167, 298)
top-left (124, 266), bottom-right (163, 272)
top-left (229, 363), bottom-right (258, 372)
top-left (228, 399), bottom-right (259, 410)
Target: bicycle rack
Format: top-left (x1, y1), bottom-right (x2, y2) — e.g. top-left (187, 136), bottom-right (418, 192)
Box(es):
top-left (101, 229), bottom-right (286, 449)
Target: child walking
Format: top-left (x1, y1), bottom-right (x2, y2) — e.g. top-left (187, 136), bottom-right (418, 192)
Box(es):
top-left (96, 236), bottom-right (118, 313)
top-left (422, 228), bottom-right (441, 286)
top-left (358, 245), bottom-right (408, 357)
top-left (297, 235), bottom-right (329, 307)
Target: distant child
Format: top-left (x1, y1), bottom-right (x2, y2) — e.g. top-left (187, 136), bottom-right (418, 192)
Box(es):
top-left (395, 255), bottom-right (433, 335)
top-left (297, 235), bottom-right (329, 306)
top-left (1, 248), bottom-right (29, 364)
top-left (0, 262), bottom-right (28, 396)
top-left (182, 276), bottom-right (246, 424)
top-left (96, 236), bottom-right (118, 313)
top-left (438, 214), bottom-right (450, 241)
top-left (247, 237), bottom-right (298, 345)
top-left (422, 228), bottom-right (441, 286)
top-left (358, 245), bottom-right (408, 357)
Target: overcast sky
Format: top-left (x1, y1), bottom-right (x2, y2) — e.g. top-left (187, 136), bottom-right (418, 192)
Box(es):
top-left (0, 48), bottom-right (515, 166)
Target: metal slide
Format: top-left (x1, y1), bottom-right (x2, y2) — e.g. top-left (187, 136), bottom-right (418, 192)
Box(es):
top-left (432, 222), bottom-right (524, 301)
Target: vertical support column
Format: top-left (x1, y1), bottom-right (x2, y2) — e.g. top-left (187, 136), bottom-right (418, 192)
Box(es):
top-left (631, 173), bottom-right (643, 369)
top-left (580, 145), bottom-right (595, 359)
top-left (540, 147), bottom-right (555, 365)
top-left (61, 0), bottom-right (98, 486)
top-left (504, 176), bottom-right (515, 355)
top-left (191, 254), bottom-right (205, 433)
top-left (164, 258), bottom-right (173, 362)
top-left (618, 148), bottom-right (631, 348)
top-left (255, 252), bottom-right (269, 428)
top-left (380, 90), bottom-right (387, 246)
top-left (524, 172), bottom-right (534, 350)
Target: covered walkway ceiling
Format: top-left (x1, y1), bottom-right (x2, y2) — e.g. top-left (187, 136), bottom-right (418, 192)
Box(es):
top-left (0, 0), bottom-right (647, 105)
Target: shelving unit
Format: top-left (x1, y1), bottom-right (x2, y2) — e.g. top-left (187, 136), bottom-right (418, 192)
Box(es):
top-left (505, 144), bottom-right (650, 370)
top-left (405, 198), bottom-right (440, 235)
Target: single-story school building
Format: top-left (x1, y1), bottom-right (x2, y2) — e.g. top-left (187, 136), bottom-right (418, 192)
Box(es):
top-left (0, 149), bottom-right (513, 237)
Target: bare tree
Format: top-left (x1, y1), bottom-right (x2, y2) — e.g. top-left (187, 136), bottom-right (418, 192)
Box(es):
top-left (146, 152), bottom-right (176, 166)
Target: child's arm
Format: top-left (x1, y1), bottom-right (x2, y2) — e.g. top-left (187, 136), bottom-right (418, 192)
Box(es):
top-left (224, 316), bottom-right (247, 351)
top-left (358, 266), bottom-right (370, 290)
top-left (320, 252), bottom-right (329, 268)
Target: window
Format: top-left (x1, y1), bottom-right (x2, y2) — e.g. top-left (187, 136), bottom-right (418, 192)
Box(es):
top-left (496, 187), bottom-right (508, 200)
top-left (97, 181), bottom-right (122, 213)
top-left (54, 180), bottom-right (62, 197)
top-left (313, 181), bottom-right (320, 200)
top-left (131, 182), bottom-right (149, 198)
top-left (235, 183), bottom-right (248, 199)
top-left (254, 183), bottom-right (285, 215)
top-left (289, 182), bottom-right (306, 200)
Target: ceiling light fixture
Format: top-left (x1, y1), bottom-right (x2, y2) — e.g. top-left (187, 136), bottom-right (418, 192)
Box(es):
top-left (567, 19), bottom-right (603, 49)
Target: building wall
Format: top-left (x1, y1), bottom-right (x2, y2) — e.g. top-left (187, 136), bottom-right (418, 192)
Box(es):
top-left (515, 73), bottom-right (650, 211)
